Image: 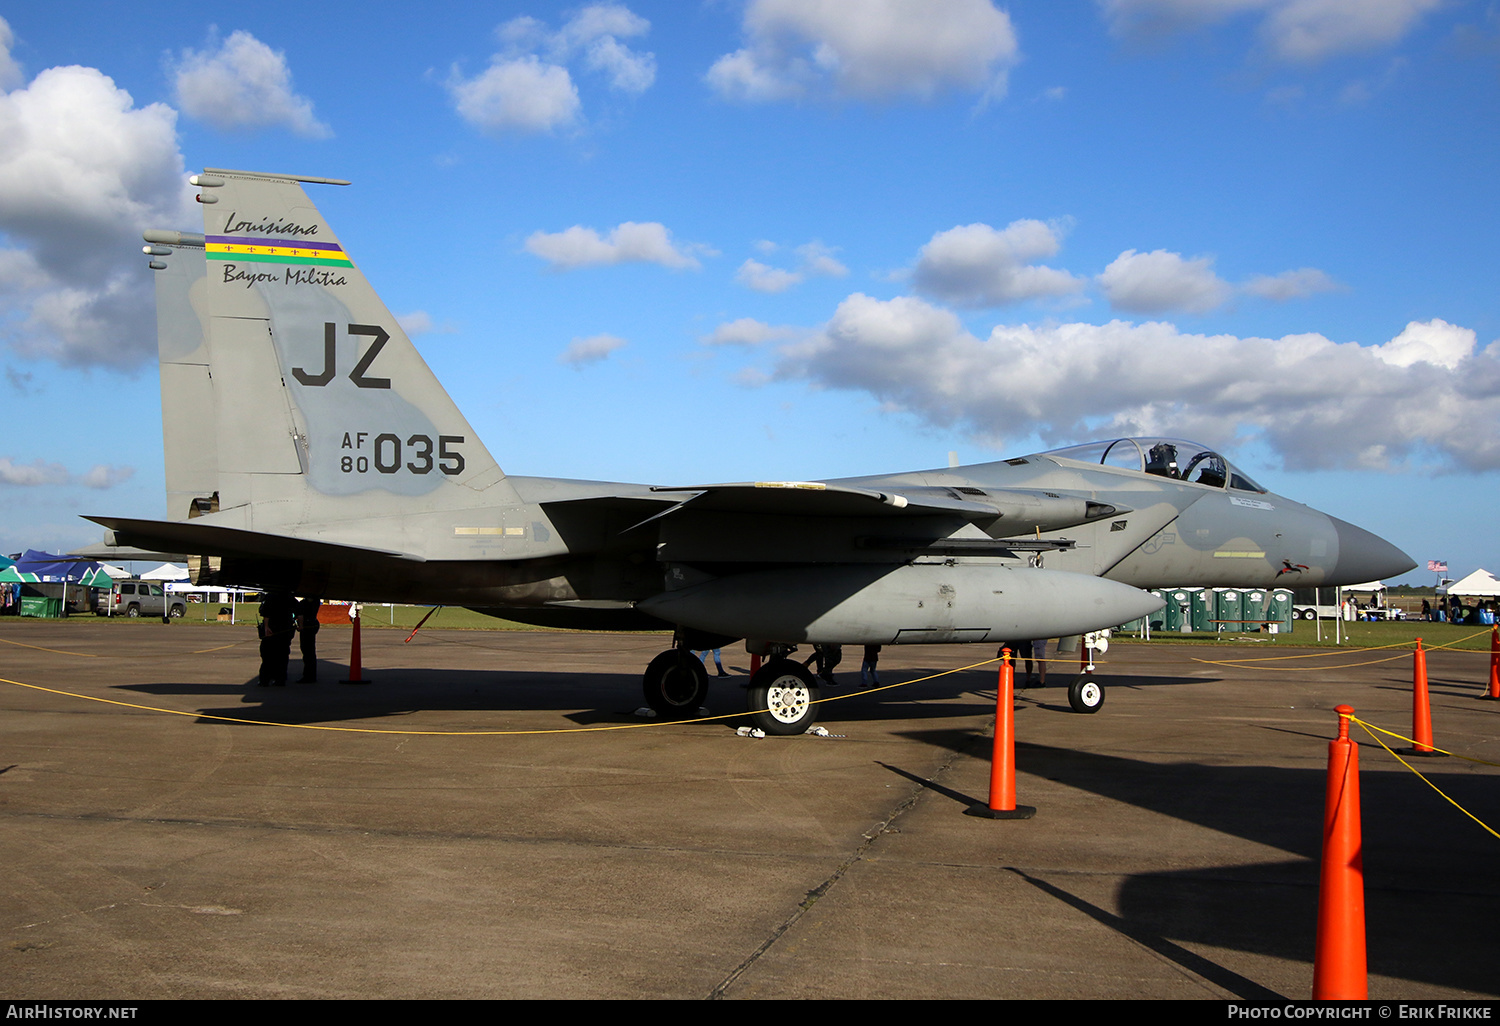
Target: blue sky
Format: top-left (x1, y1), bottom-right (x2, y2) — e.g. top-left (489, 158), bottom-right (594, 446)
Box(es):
top-left (0, 1), bottom-right (1495, 585)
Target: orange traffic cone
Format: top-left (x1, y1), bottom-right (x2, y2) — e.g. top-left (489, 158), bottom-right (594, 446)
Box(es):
top-left (340, 608), bottom-right (369, 684)
top-left (983, 649), bottom-right (1035, 820)
top-left (1403, 639), bottom-right (1443, 756)
top-left (1313, 704), bottom-right (1367, 1000)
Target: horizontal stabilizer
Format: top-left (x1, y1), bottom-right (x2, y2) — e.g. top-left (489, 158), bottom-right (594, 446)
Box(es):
top-left (86, 516), bottom-right (423, 565)
top-left (69, 543), bottom-right (190, 562)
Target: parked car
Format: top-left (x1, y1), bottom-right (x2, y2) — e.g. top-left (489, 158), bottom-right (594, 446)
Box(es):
top-left (98, 580), bottom-right (186, 618)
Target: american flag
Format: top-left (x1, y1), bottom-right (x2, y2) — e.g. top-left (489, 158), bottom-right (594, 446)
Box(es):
top-left (1428, 560), bottom-right (1448, 573)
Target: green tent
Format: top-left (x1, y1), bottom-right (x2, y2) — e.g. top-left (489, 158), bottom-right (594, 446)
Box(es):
top-left (77, 567), bottom-right (115, 588)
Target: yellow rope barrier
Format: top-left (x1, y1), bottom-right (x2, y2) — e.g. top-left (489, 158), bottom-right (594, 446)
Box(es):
top-left (0, 657), bottom-right (1000, 737)
top-left (1349, 714), bottom-right (1500, 840)
top-left (1191, 628), bottom-right (1495, 671)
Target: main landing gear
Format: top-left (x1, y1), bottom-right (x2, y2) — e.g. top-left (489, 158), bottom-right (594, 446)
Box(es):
top-left (745, 658), bottom-right (820, 736)
top-left (641, 648), bottom-right (709, 719)
top-left (640, 647), bottom-right (822, 734)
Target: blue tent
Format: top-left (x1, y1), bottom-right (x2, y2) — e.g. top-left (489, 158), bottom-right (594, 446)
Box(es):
top-left (13, 549), bottom-right (109, 584)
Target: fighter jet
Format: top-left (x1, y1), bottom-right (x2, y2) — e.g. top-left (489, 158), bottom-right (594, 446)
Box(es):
top-left (94, 169), bottom-right (1414, 733)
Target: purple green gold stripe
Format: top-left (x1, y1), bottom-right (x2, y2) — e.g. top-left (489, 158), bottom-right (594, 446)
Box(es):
top-left (205, 234), bottom-right (353, 267)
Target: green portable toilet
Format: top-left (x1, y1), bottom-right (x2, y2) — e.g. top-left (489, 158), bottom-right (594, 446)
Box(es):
top-left (1190, 588), bottom-right (1216, 632)
top-left (1242, 589), bottom-right (1269, 631)
top-left (1217, 589), bottom-right (1245, 632)
top-left (1145, 589), bottom-right (1168, 632)
top-left (1267, 589), bottom-right (1295, 633)
top-left (1164, 589), bottom-right (1194, 632)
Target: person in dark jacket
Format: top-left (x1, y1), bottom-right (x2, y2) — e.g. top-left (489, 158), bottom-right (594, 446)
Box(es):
top-left (257, 591), bottom-right (297, 687)
top-left (297, 597), bottom-right (322, 682)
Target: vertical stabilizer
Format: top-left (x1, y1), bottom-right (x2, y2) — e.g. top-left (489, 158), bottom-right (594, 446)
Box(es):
top-left (153, 168), bottom-right (515, 529)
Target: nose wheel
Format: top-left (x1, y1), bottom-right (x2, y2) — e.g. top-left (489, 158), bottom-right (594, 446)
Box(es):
top-left (1068, 674), bottom-right (1104, 713)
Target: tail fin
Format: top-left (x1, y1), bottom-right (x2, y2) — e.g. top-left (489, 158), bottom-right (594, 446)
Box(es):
top-left (147, 168), bottom-right (514, 532)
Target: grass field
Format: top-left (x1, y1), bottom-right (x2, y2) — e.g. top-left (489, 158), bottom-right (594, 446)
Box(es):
top-left (1116, 619), bottom-right (1495, 652)
top-left (21, 603), bottom-right (1495, 652)
top-left (70, 602), bottom-right (593, 633)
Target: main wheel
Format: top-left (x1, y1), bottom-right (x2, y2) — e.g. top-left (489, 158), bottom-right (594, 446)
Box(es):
top-left (747, 659), bottom-right (821, 735)
top-left (1068, 674), bottom-right (1105, 714)
top-left (642, 649), bottom-right (710, 719)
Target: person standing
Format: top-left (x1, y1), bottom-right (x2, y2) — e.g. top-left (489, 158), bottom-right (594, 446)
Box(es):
top-left (297, 596), bottom-right (322, 682)
top-left (257, 591), bottom-right (297, 687)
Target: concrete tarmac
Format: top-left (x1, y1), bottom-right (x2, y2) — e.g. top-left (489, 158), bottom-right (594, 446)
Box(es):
top-left (1, 620), bottom-right (1496, 1000)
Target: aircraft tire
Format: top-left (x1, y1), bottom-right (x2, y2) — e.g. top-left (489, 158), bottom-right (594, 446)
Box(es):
top-left (642, 649), bottom-right (709, 719)
top-left (1068, 674), bottom-right (1105, 714)
top-left (747, 659), bottom-right (820, 735)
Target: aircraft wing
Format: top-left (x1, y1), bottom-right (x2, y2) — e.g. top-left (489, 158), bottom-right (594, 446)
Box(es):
top-left (545, 480), bottom-right (1122, 536)
top-left (85, 516), bottom-right (424, 564)
top-left (644, 481), bottom-right (997, 518)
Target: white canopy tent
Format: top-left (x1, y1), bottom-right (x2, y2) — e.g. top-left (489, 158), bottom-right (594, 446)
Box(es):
top-left (1448, 569), bottom-right (1500, 598)
top-left (140, 563), bottom-right (189, 581)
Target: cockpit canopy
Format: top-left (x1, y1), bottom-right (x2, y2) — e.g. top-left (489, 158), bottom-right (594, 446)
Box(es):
top-left (1040, 438), bottom-right (1266, 493)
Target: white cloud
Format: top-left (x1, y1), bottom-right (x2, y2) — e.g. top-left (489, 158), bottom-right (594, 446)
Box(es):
top-left (1244, 267), bottom-right (1342, 301)
top-left (0, 64), bottom-right (192, 368)
top-left (796, 241), bottom-right (848, 279)
top-left (451, 5), bottom-right (654, 135)
top-left (736, 259), bottom-right (802, 293)
top-left (1373, 318), bottom-right (1475, 370)
top-left (0, 457), bottom-right (68, 487)
top-left (555, 3), bottom-right (651, 52)
top-left (0, 456), bottom-right (134, 488)
top-left (450, 56), bottom-right (581, 135)
top-left (707, 0), bottom-right (1020, 103)
top-left (526, 222), bottom-right (706, 270)
top-left (0, 17), bottom-right (22, 91)
top-left (1263, 0), bottom-right (1444, 61)
top-left (1098, 0), bottom-right (1444, 61)
top-left (1098, 0), bottom-right (1269, 40)
top-left (703, 318), bottom-right (803, 346)
top-left (559, 333), bottom-right (626, 367)
top-left (172, 30), bottom-right (329, 137)
top-left (734, 240), bottom-right (848, 293)
top-left (773, 295), bottom-right (1500, 471)
top-left (77, 464), bottom-right (134, 489)
top-left (1100, 251), bottom-right (1342, 311)
top-left (1098, 249), bottom-right (1233, 314)
top-left (584, 36), bottom-right (656, 94)
top-left (911, 221), bottom-right (1085, 307)
top-left (395, 310), bottom-right (456, 336)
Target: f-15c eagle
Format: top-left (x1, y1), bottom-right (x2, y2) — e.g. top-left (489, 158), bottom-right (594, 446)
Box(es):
top-left (90, 169), bottom-right (1414, 734)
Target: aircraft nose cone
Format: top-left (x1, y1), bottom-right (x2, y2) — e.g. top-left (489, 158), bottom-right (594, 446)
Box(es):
top-left (1329, 516), bottom-right (1416, 585)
